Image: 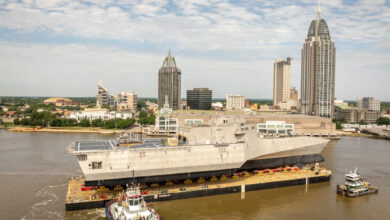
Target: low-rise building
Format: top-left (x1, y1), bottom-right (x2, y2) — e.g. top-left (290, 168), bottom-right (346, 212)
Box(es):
top-left (334, 106), bottom-right (382, 124)
top-left (212, 102), bottom-right (223, 110)
top-left (358, 97), bottom-right (380, 111)
top-left (334, 99), bottom-right (348, 108)
top-left (69, 108), bottom-right (133, 121)
top-left (226, 94), bottom-right (245, 110)
top-left (117, 91), bottom-right (137, 111)
top-left (187, 88), bottom-right (212, 110)
top-left (146, 101), bottom-right (159, 114)
top-left (250, 104), bottom-right (258, 111)
top-left (290, 87), bottom-right (298, 101)
top-left (43, 97), bottom-right (79, 107)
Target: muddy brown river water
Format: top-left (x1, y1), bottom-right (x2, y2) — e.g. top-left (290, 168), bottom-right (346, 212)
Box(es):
top-left (0, 130), bottom-right (389, 220)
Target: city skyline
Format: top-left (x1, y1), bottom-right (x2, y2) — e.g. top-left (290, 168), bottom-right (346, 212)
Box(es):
top-left (0, 1), bottom-right (390, 101)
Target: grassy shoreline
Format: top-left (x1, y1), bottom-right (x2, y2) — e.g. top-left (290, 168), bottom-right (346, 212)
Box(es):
top-left (1, 125), bottom-right (125, 135)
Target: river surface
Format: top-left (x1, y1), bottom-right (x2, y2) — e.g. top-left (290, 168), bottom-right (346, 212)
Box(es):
top-left (0, 130), bottom-right (389, 219)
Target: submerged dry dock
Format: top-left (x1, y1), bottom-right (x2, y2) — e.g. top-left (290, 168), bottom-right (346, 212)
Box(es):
top-left (66, 166), bottom-right (331, 211)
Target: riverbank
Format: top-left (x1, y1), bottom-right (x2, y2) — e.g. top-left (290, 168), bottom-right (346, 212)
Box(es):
top-left (2, 126), bottom-right (125, 135)
top-left (361, 128), bottom-right (390, 140)
top-left (339, 130), bottom-right (390, 140)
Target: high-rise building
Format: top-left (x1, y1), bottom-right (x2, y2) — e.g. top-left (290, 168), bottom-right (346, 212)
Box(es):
top-left (300, 4), bottom-right (336, 117)
top-left (273, 57), bottom-right (292, 107)
top-left (96, 81), bottom-right (117, 109)
top-left (226, 94), bottom-right (245, 110)
top-left (187, 88), bottom-right (212, 110)
top-left (358, 97), bottom-right (380, 111)
top-left (117, 91), bottom-right (137, 111)
top-left (158, 50), bottom-right (181, 110)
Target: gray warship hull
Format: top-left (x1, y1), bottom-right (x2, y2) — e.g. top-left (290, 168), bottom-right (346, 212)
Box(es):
top-left (71, 135), bottom-right (328, 187)
top-left (87, 153), bottom-right (324, 186)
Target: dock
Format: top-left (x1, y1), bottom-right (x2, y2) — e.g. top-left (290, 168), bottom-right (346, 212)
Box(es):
top-left (66, 166), bottom-right (331, 211)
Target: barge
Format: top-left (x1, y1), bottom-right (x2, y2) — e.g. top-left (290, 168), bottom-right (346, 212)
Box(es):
top-left (66, 166), bottom-right (331, 211)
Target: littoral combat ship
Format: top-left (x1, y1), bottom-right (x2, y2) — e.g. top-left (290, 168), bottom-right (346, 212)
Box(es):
top-left (68, 116), bottom-right (329, 186)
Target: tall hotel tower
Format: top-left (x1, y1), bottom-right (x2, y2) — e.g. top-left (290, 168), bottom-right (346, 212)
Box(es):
top-left (273, 57), bottom-right (292, 107)
top-left (300, 3), bottom-right (336, 117)
top-left (158, 50), bottom-right (181, 110)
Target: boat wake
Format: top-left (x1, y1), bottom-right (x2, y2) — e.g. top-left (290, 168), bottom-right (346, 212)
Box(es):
top-left (21, 183), bottom-right (66, 220)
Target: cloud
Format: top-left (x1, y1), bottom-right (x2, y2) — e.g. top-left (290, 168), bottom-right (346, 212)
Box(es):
top-left (0, 41), bottom-right (269, 98)
top-left (0, 0), bottom-right (389, 100)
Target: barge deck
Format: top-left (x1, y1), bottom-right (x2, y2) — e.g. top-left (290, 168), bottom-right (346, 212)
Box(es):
top-left (66, 166), bottom-right (331, 211)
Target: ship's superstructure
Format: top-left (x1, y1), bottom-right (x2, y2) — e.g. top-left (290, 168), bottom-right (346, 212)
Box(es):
top-left (69, 116), bottom-right (329, 186)
top-left (337, 168), bottom-right (378, 197)
top-left (105, 185), bottom-right (161, 220)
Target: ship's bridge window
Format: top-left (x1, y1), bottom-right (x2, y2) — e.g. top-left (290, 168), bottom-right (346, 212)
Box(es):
top-left (129, 198), bottom-right (140, 206)
top-left (77, 155), bottom-right (87, 161)
top-left (92, 161), bottom-right (102, 169)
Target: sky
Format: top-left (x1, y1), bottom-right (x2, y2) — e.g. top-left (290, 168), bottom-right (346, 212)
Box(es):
top-left (0, 0), bottom-right (389, 100)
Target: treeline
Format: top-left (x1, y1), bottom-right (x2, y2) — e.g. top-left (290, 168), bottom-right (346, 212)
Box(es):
top-left (137, 110), bottom-right (155, 125)
top-left (79, 118), bottom-right (136, 129)
top-left (0, 96), bottom-right (96, 106)
top-left (13, 113), bottom-right (136, 129)
top-left (333, 117), bottom-right (390, 129)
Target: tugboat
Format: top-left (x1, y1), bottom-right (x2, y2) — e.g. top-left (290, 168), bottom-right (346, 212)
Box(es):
top-left (336, 168), bottom-right (378, 197)
top-left (105, 185), bottom-right (162, 220)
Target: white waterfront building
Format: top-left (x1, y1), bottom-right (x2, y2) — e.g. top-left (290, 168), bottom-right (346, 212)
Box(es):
top-left (69, 108), bottom-right (133, 121)
top-left (257, 121), bottom-right (294, 135)
top-left (154, 95), bottom-right (179, 134)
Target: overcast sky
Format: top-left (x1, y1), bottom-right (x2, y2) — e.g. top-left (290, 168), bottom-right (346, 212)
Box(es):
top-left (0, 0), bottom-right (389, 100)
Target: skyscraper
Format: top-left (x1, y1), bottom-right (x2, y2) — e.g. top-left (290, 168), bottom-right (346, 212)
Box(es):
top-left (301, 3), bottom-right (336, 117)
top-left (158, 50), bottom-right (181, 110)
top-left (273, 57), bottom-right (292, 107)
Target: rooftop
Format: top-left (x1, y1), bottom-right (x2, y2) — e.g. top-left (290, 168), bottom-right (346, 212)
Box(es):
top-left (43, 97), bottom-right (72, 103)
top-left (162, 49), bottom-right (177, 68)
top-left (74, 139), bottom-right (165, 152)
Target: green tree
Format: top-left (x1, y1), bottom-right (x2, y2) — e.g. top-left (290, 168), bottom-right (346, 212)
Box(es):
top-left (65, 118), bottom-right (78, 126)
top-left (376, 117), bottom-right (390, 125)
top-left (137, 100), bottom-right (147, 111)
top-left (0, 119), bottom-right (3, 125)
top-left (359, 120), bottom-right (368, 125)
top-left (8, 106), bottom-right (17, 111)
top-left (104, 119), bottom-right (116, 129)
top-left (138, 110), bottom-right (155, 125)
top-left (139, 110), bottom-right (148, 118)
top-left (148, 114), bottom-right (155, 124)
top-left (50, 118), bottom-right (63, 127)
top-left (20, 118), bottom-right (30, 126)
top-left (92, 118), bottom-right (104, 127)
top-left (13, 118), bottom-right (20, 125)
top-left (79, 118), bottom-right (90, 127)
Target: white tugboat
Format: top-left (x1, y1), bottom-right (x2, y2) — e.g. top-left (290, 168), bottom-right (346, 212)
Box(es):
top-left (105, 185), bottom-right (162, 220)
top-left (337, 168), bottom-right (378, 197)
